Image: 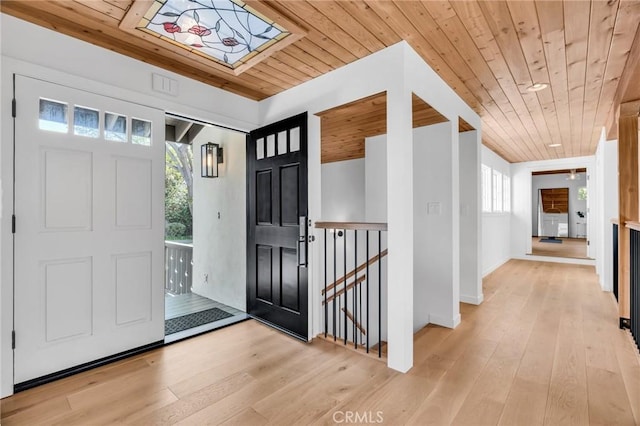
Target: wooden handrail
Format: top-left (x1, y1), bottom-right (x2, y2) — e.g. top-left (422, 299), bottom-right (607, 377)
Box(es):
top-left (625, 221), bottom-right (640, 232)
top-left (322, 249), bottom-right (388, 295)
top-left (323, 275), bottom-right (366, 305)
top-left (341, 307), bottom-right (366, 335)
top-left (315, 221), bottom-right (388, 231)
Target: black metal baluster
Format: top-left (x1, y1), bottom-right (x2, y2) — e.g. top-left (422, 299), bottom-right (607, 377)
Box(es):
top-left (324, 228), bottom-right (327, 338)
top-left (378, 230), bottom-right (382, 358)
top-left (354, 230), bottom-right (358, 349)
top-left (366, 230), bottom-right (370, 353)
top-left (333, 228), bottom-right (337, 341)
top-left (629, 229), bottom-right (639, 344)
top-left (344, 229), bottom-right (348, 346)
top-left (633, 230), bottom-right (639, 351)
top-left (614, 223), bottom-right (619, 301)
top-left (359, 233), bottom-right (363, 346)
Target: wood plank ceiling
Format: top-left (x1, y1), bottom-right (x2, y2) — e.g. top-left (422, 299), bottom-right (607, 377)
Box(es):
top-left (317, 92), bottom-right (472, 163)
top-left (2, 0), bottom-right (639, 163)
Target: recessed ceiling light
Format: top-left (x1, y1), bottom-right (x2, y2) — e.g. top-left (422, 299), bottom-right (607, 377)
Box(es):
top-left (527, 83), bottom-right (549, 92)
top-left (549, 143), bottom-right (562, 148)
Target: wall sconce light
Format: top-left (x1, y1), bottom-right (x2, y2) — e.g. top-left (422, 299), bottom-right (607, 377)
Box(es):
top-left (566, 169), bottom-right (581, 181)
top-left (201, 142), bottom-right (223, 178)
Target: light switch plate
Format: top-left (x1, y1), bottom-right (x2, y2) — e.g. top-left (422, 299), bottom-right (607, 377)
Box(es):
top-left (427, 202), bottom-right (441, 215)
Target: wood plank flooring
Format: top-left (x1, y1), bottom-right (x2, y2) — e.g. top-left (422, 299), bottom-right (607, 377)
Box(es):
top-left (531, 237), bottom-right (589, 259)
top-left (2, 260), bottom-right (638, 425)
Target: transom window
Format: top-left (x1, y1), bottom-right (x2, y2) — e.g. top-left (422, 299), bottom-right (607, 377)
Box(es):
top-left (38, 98), bottom-right (152, 147)
top-left (256, 126), bottom-right (300, 160)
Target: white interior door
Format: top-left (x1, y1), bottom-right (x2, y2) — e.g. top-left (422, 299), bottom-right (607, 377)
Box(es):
top-left (13, 76), bottom-right (165, 384)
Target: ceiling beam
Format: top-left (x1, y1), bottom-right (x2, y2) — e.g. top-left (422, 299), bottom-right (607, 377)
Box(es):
top-left (174, 120), bottom-right (193, 144)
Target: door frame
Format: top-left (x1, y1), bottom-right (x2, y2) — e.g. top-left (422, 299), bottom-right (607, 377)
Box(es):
top-left (524, 159), bottom-right (597, 260)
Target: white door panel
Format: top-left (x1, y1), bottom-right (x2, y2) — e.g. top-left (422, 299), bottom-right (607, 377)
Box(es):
top-left (14, 76), bottom-right (165, 383)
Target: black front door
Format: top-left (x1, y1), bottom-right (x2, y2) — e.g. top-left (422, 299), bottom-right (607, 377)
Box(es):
top-left (247, 112), bottom-right (308, 339)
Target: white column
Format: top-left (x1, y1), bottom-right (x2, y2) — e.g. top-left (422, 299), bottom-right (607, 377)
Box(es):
top-left (386, 84), bottom-right (414, 372)
top-left (308, 114), bottom-right (323, 338)
top-left (449, 123), bottom-right (461, 327)
top-left (459, 129), bottom-right (483, 304)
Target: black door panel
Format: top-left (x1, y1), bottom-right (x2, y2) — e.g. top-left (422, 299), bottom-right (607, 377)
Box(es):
top-left (247, 112), bottom-right (308, 339)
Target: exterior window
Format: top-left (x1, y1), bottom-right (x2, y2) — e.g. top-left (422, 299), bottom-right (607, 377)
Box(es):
top-left (266, 134), bottom-right (276, 157)
top-left (105, 112), bottom-right (127, 142)
top-left (256, 137), bottom-right (265, 160)
top-left (503, 175), bottom-right (511, 212)
top-left (278, 130), bottom-right (287, 155)
top-left (39, 99), bottom-right (69, 133)
top-left (492, 170), bottom-right (503, 212)
top-left (482, 164), bottom-right (492, 212)
top-left (132, 118), bottom-right (152, 146)
top-left (73, 106), bottom-right (100, 138)
top-left (290, 127), bottom-right (300, 152)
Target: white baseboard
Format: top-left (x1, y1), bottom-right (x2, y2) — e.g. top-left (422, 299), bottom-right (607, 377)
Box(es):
top-left (429, 313), bottom-right (461, 329)
top-left (460, 293), bottom-right (484, 305)
top-left (482, 258), bottom-right (510, 277)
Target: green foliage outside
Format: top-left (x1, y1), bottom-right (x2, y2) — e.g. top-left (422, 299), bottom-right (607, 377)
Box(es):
top-left (165, 142), bottom-right (193, 241)
top-left (578, 187), bottom-right (587, 201)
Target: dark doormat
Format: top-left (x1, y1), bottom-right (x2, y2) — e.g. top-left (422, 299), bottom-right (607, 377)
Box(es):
top-left (540, 238), bottom-right (563, 244)
top-left (165, 307), bottom-right (234, 335)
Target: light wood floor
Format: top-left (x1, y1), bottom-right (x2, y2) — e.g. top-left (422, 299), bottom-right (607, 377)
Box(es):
top-left (2, 260), bottom-right (638, 425)
top-left (531, 237), bottom-right (589, 259)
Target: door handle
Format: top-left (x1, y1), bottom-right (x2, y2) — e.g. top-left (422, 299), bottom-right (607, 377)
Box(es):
top-left (297, 216), bottom-right (307, 267)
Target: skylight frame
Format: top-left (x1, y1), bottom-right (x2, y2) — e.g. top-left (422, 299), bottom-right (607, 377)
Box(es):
top-left (119, 0), bottom-right (306, 76)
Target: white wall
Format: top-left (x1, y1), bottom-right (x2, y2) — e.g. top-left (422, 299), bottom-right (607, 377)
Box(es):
top-left (481, 146), bottom-right (511, 276)
top-left (0, 15), bottom-right (258, 131)
top-left (595, 132), bottom-right (619, 291)
top-left (412, 123), bottom-right (460, 330)
top-left (321, 159), bottom-right (365, 221)
top-left (459, 131), bottom-right (481, 305)
top-left (365, 136), bottom-right (388, 223)
top-left (0, 14), bottom-right (259, 397)
top-left (531, 172), bottom-right (587, 238)
top-left (511, 155), bottom-right (596, 265)
top-left (191, 126), bottom-right (247, 311)
top-left (366, 123), bottom-right (474, 332)
top-left (259, 41), bottom-right (481, 372)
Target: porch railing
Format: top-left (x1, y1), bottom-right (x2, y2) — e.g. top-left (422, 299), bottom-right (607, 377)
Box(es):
top-left (165, 241), bottom-right (193, 295)
top-left (315, 221), bottom-right (388, 358)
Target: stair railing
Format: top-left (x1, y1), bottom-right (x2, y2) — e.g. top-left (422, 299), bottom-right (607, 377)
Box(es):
top-left (613, 220), bottom-right (619, 301)
top-left (627, 222), bottom-right (639, 353)
top-left (315, 221), bottom-right (387, 358)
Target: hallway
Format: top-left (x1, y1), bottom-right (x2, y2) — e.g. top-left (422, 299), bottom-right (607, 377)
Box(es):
top-left (1, 260), bottom-right (638, 425)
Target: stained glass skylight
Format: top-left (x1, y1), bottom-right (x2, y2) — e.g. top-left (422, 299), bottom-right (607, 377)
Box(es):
top-left (137, 0), bottom-right (291, 70)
